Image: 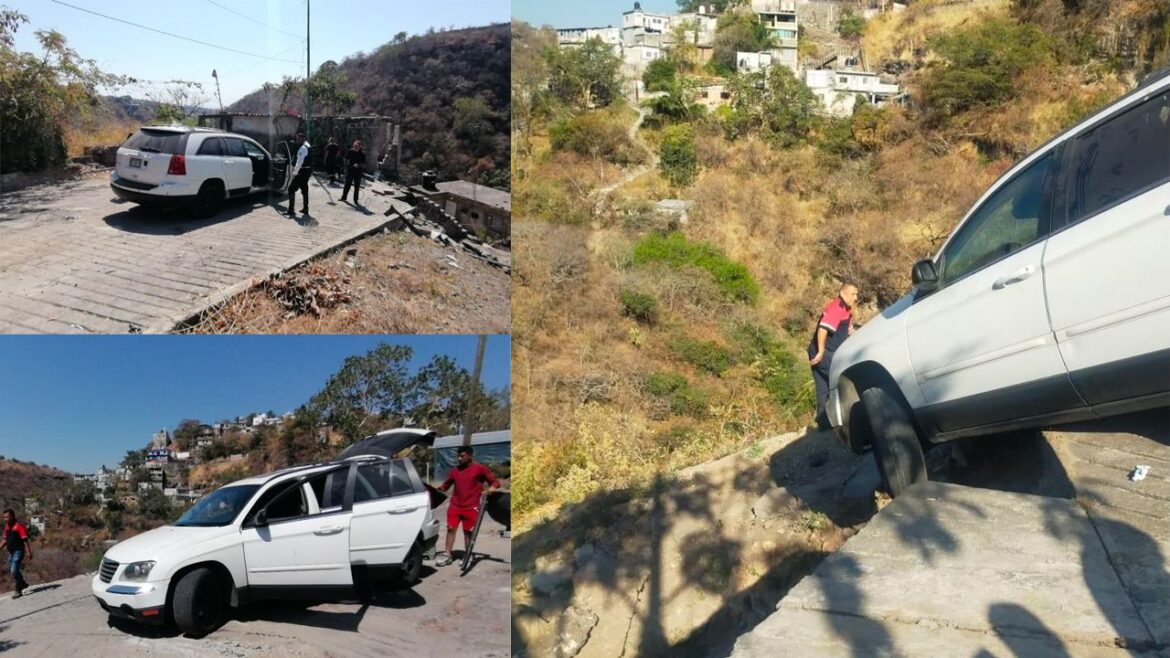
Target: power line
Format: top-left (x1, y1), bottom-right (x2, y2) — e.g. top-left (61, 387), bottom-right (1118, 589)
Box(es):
top-left (200, 0), bottom-right (304, 40)
top-left (219, 45), bottom-right (302, 77)
top-left (49, 0), bottom-right (302, 63)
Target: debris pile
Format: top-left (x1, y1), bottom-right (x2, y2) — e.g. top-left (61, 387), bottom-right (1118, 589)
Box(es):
top-left (264, 263), bottom-right (351, 317)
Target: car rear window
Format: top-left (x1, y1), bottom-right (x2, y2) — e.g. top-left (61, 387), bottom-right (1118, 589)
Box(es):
top-left (124, 130), bottom-right (187, 155)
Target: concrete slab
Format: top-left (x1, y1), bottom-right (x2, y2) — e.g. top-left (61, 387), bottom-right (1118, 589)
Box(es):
top-left (0, 176), bottom-right (413, 333)
top-left (732, 482), bottom-right (1157, 657)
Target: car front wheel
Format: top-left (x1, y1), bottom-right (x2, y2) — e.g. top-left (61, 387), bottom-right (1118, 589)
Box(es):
top-left (172, 567), bottom-right (227, 637)
top-left (861, 386), bottom-right (927, 497)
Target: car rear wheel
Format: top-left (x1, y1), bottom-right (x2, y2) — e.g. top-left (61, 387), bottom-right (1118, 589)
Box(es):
top-left (195, 181), bottom-right (224, 218)
top-left (398, 539), bottom-right (423, 588)
top-left (861, 386), bottom-right (927, 497)
top-left (172, 567), bottom-right (227, 637)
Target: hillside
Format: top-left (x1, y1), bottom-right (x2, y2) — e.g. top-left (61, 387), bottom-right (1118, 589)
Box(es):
top-left (229, 23), bottom-right (511, 188)
top-left (511, 0), bottom-right (1167, 526)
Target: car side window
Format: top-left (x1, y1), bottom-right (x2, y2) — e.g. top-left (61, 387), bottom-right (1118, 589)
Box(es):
top-left (265, 483), bottom-right (308, 522)
top-left (390, 460), bottom-right (415, 496)
top-left (223, 138), bottom-right (248, 157)
top-left (1066, 89), bottom-right (1170, 226)
top-left (241, 140), bottom-right (266, 158)
top-left (940, 153), bottom-right (1053, 284)
top-left (307, 469), bottom-right (348, 511)
top-left (196, 137), bottom-right (223, 156)
top-left (353, 463), bottom-right (394, 503)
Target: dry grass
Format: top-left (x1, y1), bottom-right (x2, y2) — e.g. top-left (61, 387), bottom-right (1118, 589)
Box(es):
top-left (181, 230), bottom-right (509, 334)
top-left (63, 115), bottom-right (140, 158)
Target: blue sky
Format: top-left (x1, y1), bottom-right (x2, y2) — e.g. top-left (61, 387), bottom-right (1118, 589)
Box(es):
top-left (0, 335), bottom-right (509, 474)
top-left (5, 0), bottom-right (510, 105)
top-left (512, 0), bottom-right (679, 29)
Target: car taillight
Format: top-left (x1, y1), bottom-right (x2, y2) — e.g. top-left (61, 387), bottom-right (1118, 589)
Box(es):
top-left (167, 154), bottom-right (186, 175)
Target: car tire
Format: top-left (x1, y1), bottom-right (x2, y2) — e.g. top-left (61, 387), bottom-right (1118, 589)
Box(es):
top-left (195, 181), bottom-right (223, 218)
top-left (172, 567), bottom-right (226, 637)
top-left (861, 385), bottom-right (927, 497)
top-left (398, 540), bottom-right (423, 588)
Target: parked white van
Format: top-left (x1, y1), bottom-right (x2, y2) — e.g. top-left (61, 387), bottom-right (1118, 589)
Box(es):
top-left (92, 429), bottom-right (440, 636)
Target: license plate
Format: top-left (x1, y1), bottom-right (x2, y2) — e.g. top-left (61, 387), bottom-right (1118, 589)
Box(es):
top-left (129, 157), bottom-right (143, 168)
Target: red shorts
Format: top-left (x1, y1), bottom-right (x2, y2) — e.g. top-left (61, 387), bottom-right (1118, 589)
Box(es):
top-left (447, 505), bottom-right (478, 532)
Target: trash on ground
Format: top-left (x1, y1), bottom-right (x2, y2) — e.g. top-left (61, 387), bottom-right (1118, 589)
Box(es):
top-left (264, 263), bottom-right (351, 317)
top-left (1130, 465), bottom-right (1151, 481)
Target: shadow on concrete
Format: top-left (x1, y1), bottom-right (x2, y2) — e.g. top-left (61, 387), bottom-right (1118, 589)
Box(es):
top-left (103, 195), bottom-right (269, 235)
top-left (515, 411), bottom-right (1170, 657)
top-left (231, 601), bottom-right (374, 633)
top-left (0, 623), bottom-right (21, 654)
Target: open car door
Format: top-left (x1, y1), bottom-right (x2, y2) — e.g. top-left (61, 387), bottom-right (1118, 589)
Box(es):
top-left (270, 141), bottom-right (294, 193)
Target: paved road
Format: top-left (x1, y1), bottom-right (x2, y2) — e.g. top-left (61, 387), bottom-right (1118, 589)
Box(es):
top-left (0, 175), bottom-right (408, 333)
top-left (733, 410), bottom-right (1170, 657)
top-left (0, 513), bottom-right (511, 657)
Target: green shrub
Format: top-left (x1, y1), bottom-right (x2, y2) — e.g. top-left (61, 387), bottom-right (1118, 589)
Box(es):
top-left (659, 124), bottom-right (700, 187)
top-left (620, 289), bottom-right (660, 325)
top-left (643, 57), bottom-right (679, 93)
top-left (646, 371), bottom-right (688, 396)
top-left (920, 16), bottom-right (1052, 120)
top-left (759, 346), bottom-right (815, 413)
top-left (669, 336), bottom-right (734, 376)
top-left (632, 232), bottom-right (759, 303)
top-left (725, 68), bottom-right (820, 148)
top-left (549, 110), bottom-right (642, 165)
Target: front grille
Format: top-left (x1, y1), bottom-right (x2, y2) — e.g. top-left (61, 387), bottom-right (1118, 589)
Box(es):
top-left (99, 558), bottom-right (118, 583)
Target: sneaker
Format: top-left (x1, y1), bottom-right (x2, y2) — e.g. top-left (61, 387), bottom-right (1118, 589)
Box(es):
top-left (435, 553), bottom-right (452, 567)
top-left (12, 591), bottom-right (21, 599)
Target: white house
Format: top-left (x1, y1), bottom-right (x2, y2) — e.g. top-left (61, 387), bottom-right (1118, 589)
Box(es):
top-left (694, 80), bottom-right (732, 111)
top-left (29, 515), bottom-right (45, 534)
top-left (556, 26), bottom-right (623, 57)
top-left (804, 68), bottom-right (903, 116)
top-left (150, 428), bottom-right (170, 449)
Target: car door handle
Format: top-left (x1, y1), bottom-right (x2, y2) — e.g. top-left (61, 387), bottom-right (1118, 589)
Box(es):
top-left (313, 526), bottom-right (344, 536)
top-left (993, 265), bottom-right (1036, 289)
top-left (387, 506), bottom-right (421, 514)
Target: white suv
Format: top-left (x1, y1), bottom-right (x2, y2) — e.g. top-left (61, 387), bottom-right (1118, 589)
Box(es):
top-left (92, 429), bottom-right (440, 636)
top-left (828, 69), bottom-right (1170, 496)
top-left (110, 126), bottom-right (295, 216)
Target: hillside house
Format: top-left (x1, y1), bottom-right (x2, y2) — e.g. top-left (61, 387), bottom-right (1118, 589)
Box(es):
top-left (555, 26), bottom-right (623, 56)
top-left (804, 68), bottom-right (904, 116)
top-left (414, 173), bottom-right (511, 241)
top-left (150, 429), bottom-right (170, 449)
top-left (695, 80), bottom-right (732, 111)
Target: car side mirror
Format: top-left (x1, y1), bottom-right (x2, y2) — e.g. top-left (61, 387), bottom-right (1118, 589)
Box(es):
top-left (254, 509), bottom-right (268, 527)
top-left (912, 259), bottom-right (939, 291)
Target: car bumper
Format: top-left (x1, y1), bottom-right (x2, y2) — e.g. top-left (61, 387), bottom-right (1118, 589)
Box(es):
top-left (91, 574), bottom-right (168, 625)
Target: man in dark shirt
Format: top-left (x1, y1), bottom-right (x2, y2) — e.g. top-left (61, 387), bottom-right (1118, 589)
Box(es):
top-left (323, 136), bottom-right (341, 185)
top-left (340, 139), bottom-right (367, 205)
top-left (434, 446), bottom-right (500, 566)
top-left (1, 509), bottom-right (32, 598)
top-left (808, 282), bottom-right (859, 429)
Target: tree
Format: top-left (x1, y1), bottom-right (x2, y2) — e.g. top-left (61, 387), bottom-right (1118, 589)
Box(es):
top-left (723, 67), bottom-right (820, 148)
top-left (0, 10), bottom-right (124, 173)
top-left (410, 355), bottom-right (475, 435)
top-left (711, 9), bottom-right (775, 74)
top-left (68, 480), bottom-right (96, 506)
top-left (659, 124), bottom-right (699, 187)
top-left (645, 75), bottom-right (702, 126)
top-left (306, 343), bottom-right (417, 443)
top-left (836, 9), bottom-right (866, 42)
top-left (172, 419), bottom-right (202, 451)
top-left (512, 22), bottom-right (557, 155)
top-left (137, 487), bottom-right (171, 521)
top-left (643, 58), bottom-right (680, 93)
top-left (145, 81), bottom-right (209, 125)
top-left (122, 449), bottom-right (146, 469)
top-left (278, 60), bottom-right (358, 116)
top-left (545, 38), bottom-right (623, 109)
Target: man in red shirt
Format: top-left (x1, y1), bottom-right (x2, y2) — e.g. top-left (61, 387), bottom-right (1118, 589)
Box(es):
top-left (1, 509), bottom-right (33, 598)
top-left (435, 446), bottom-right (500, 567)
top-left (808, 282), bottom-right (860, 429)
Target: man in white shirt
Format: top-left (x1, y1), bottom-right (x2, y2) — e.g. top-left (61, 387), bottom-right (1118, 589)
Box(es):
top-left (287, 132), bottom-right (312, 217)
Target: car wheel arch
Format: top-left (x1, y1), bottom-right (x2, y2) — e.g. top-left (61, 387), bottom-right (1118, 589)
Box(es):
top-left (839, 361), bottom-right (928, 452)
top-left (165, 561), bottom-right (236, 612)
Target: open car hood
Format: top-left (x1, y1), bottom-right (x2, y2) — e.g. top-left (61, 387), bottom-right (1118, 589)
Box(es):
top-left (337, 428), bottom-right (437, 460)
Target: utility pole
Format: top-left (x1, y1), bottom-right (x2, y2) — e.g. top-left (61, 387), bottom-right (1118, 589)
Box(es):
top-left (211, 70), bottom-right (223, 113)
top-left (461, 335), bottom-right (487, 447)
top-left (305, 0), bottom-right (311, 142)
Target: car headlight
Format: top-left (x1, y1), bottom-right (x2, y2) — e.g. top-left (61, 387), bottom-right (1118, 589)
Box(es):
top-left (121, 561), bottom-right (156, 581)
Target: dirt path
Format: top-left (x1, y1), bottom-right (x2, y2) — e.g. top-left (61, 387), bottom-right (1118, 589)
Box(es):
top-left (591, 102), bottom-right (658, 215)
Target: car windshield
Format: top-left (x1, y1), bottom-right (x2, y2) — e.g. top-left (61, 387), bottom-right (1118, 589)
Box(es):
top-left (174, 485), bottom-right (260, 527)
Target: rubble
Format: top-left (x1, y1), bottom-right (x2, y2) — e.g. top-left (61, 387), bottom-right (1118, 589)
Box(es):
top-left (374, 183), bottom-right (512, 274)
top-left (263, 263), bottom-right (352, 317)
